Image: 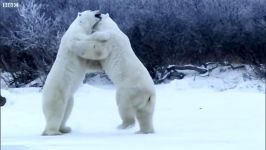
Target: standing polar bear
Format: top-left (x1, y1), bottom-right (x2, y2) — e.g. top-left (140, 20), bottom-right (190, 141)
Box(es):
top-left (43, 10), bottom-right (155, 135)
top-left (74, 13), bottom-right (156, 133)
top-left (42, 10), bottom-right (104, 136)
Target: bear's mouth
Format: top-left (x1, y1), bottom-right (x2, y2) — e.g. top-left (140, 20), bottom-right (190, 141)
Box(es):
top-left (91, 18), bottom-right (102, 33)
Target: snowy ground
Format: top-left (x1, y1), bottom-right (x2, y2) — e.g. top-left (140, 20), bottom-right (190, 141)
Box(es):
top-left (1, 74), bottom-right (265, 150)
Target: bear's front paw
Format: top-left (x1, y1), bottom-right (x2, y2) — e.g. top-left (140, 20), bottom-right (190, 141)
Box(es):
top-left (75, 48), bottom-right (86, 57)
top-left (59, 126), bottom-right (72, 133)
top-left (42, 130), bottom-right (63, 136)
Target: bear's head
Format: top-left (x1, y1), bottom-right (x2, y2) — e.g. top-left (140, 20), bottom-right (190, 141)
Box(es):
top-left (77, 10), bottom-right (102, 33)
top-left (90, 13), bottom-right (120, 31)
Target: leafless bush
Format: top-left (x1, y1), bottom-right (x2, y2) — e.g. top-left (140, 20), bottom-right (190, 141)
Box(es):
top-left (0, 0), bottom-right (62, 87)
top-left (0, 0), bottom-right (265, 87)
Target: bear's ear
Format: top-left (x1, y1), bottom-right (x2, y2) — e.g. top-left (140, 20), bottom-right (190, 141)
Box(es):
top-left (102, 13), bottom-right (109, 18)
top-left (78, 12), bottom-right (82, 17)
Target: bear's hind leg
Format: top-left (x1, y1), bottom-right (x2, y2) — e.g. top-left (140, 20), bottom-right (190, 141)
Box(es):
top-left (117, 105), bottom-right (136, 129)
top-left (42, 97), bottom-right (67, 136)
top-left (116, 90), bottom-right (136, 129)
top-left (59, 96), bottom-right (74, 134)
top-left (136, 95), bottom-right (155, 134)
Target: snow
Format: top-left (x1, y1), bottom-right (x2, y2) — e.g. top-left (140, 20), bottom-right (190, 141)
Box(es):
top-left (1, 75), bottom-right (265, 150)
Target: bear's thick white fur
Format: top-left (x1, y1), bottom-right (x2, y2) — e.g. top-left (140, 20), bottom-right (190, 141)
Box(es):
top-left (42, 10), bottom-right (103, 136)
top-left (75, 14), bottom-right (156, 133)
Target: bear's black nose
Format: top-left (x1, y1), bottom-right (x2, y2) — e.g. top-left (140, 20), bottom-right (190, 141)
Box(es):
top-left (95, 13), bottom-right (101, 19)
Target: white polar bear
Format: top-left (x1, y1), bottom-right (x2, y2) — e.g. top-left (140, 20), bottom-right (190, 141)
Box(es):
top-left (42, 10), bottom-right (105, 136)
top-left (74, 13), bottom-right (156, 133)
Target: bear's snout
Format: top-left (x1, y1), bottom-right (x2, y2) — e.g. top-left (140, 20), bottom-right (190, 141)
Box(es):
top-left (95, 13), bottom-right (101, 19)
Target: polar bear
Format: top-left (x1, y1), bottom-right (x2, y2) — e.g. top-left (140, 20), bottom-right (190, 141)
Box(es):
top-left (42, 10), bottom-right (105, 136)
top-left (73, 13), bottom-right (156, 133)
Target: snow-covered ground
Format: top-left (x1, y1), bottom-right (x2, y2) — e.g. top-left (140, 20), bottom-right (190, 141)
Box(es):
top-left (1, 74), bottom-right (265, 150)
